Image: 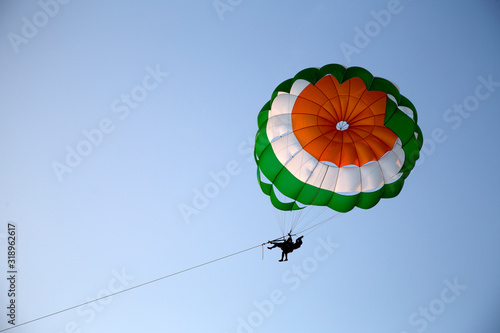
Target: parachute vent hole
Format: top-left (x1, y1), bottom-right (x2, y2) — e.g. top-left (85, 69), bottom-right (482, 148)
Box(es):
top-left (336, 121), bottom-right (349, 131)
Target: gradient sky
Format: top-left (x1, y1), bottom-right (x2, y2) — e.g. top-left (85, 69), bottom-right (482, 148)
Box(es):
top-left (1, 1), bottom-right (500, 332)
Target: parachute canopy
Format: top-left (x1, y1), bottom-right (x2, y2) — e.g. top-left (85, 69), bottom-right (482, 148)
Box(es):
top-left (254, 64), bottom-right (423, 213)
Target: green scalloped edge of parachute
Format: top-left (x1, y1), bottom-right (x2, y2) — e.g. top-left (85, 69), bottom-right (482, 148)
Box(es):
top-left (254, 64), bottom-right (424, 213)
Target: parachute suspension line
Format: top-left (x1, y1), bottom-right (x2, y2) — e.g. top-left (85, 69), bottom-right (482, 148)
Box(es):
top-left (293, 206), bottom-right (329, 234)
top-left (274, 207), bottom-right (286, 237)
top-left (274, 203), bottom-right (304, 237)
top-left (293, 162), bottom-right (337, 234)
top-left (289, 207), bottom-right (302, 234)
top-left (292, 209), bottom-right (304, 233)
top-left (270, 210), bottom-right (341, 244)
top-left (283, 205), bottom-right (324, 236)
top-left (287, 160), bottom-right (329, 234)
top-left (0, 242), bottom-right (270, 333)
top-left (294, 211), bottom-right (342, 237)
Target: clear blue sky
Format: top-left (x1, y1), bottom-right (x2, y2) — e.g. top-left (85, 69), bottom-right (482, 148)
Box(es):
top-left (1, 1), bottom-right (500, 332)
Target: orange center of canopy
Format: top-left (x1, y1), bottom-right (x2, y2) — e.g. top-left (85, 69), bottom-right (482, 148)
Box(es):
top-left (291, 75), bottom-right (398, 167)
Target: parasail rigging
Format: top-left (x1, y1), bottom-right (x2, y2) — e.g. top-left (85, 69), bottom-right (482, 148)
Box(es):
top-left (254, 64), bottom-right (423, 238)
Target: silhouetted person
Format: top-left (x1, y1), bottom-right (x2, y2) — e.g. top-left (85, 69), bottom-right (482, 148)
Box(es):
top-left (268, 235), bottom-right (303, 261)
